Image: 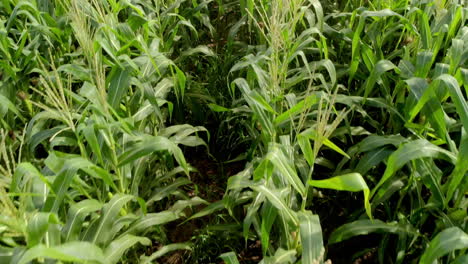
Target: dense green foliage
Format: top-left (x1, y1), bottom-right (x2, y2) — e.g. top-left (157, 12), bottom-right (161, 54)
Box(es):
top-left (0, 0), bottom-right (467, 263)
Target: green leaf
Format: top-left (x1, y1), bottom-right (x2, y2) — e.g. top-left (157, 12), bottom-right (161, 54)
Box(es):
top-left (414, 51), bottom-right (433, 78)
top-left (180, 45), bottom-right (216, 58)
top-left (307, 59), bottom-right (337, 88)
top-left (62, 199), bottom-right (102, 242)
top-left (127, 14), bottom-right (147, 30)
top-left (371, 139), bottom-right (457, 198)
top-left (17, 242), bottom-right (105, 264)
top-left (121, 211), bottom-right (179, 236)
top-left (81, 125), bottom-right (104, 165)
top-left (219, 252), bottom-right (240, 264)
top-left (349, 16), bottom-right (365, 83)
top-left (165, 124), bottom-right (208, 147)
top-left (26, 213), bottom-right (60, 247)
top-left (107, 66), bottom-right (132, 109)
top-left (174, 66), bottom-right (186, 100)
top-left (363, 60), bottom-right (398, 99)
top-left (104, 235), bottom-right (151, 264)
top-left (300, 128), bottom-right (350, 159)
top-left (361, 9), bottom-right (403, 17)
top-left (309, 173), bottom-right (371, 218)
top-left (452, 254), bottom-right (468, 264)
top-left (252, 185), bottom-right (298, 225)
top-left (449, 39), bottom-right (466, 73)
top-left (436, 74), bottom-right (468, 133)
top-left (262, 248), bottom-right (297, 264)
top-left (140, 243), bottom-right (191, 264)
top-left (253, 158), bottom-right (273, 181)
top-left (266, 145), bottom-right (306, 196)
top-left (250, 90), bottom-right (276, 114)
top-left (57, 64), bottom-right (91, 82)
top-left (208, 103), bottom-right (230, 112)
top-left (260, 202), bottom-right (277, 255)
top-left (446, 131), bottom-right (468, 202)
top-left (329, 219), bottom-right (416, 244)
top-left (146, 178), bottom-right (192, 205)
top-left (298, 211), bottom-right (323, 264)
top-left (0, 247), bottom-right (14, 263)
top-left (118, 136), bottom-right (188, 174)
top-left (274, 94), bottom-right (318, 125)
top-left (355, 147), bottom-right (393, 175)
top-left (183, 200), bottom-right (224, 223)
top-left (88, 194), bottom-right (134, 246)
top-left (169, 197), bottom-right (209, 214)
top-left (0, 94), bottom-right (25, 121)
top-left (419, 12), bottom-right (432, 50)
top-left (43, 157), bottom-right (95, 212)
top-left (28, 127), bottom-right (63, 153)
top-left (310, 0), bottom-right (323, 29)
top-left (11, 162), bottom-right (50, 193)
top-left (446, 7), bottom-right (463, 47)
top-left (81, 166), bottom-right (119, 193)
top-left (243, 192), bottom-right (264, 239)
top-left (234, 78), bottom-right (275, 140)
top-left (352, 135), bottom-right (405, 154)
top-left (419, 227), bottom-right (468, 264)
top-left (372, 179), bottom-right (405, 206)
top-left (414, 159), bottom-right (446, 206)
top-left (406, 77), bottom-right (447, 140)
top-left (298, 134), bottom-right (314, 166)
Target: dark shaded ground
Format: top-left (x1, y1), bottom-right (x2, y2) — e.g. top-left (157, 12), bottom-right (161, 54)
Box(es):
top-left (161, 148), bottom-right (253, 264)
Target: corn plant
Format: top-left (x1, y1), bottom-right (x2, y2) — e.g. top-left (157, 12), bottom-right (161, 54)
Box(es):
top-left (1, 0), bottom-right (467, 263)
top-left (1, 0), bottom-right (213, 262)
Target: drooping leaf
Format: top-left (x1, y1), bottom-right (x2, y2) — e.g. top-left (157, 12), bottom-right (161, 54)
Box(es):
top-left (355, 147), bottom-right (393, 175)
top-left (219, 252), bottom-right (240, 264)
top-left (274, 94), bottom-right (318, 125)
top-left (11, 162), bottom-right (50, 193)
top-left (0, 94), bottom-right (25, 121)
top-left (17, 242), bottom-right (105, 264)
top-left (300, 128), bottom-right (350, 159)
top-left (121, 211), bottom-right (179, 236)
top-left (118, 136), bottom-right (188, 174)
top-left (146, 178), bottom-right (192, 205)
top-left (309, 173), bottom-right (371, 218)
top-left (183, 200), bottom-right (224, 223)
top-left (371, 139), bottom-right (456, 198)
top-left (363, 60), bottom-right (399, 99)
top-left (62, 199), bottom-right (102, 242)
top-left (104, 235), bottom-right (151, 264)
top-left (140, 243), bottom-right (191, 264)
top-left (26, 213), bottom-right (60, 247)
top-left (329, 220), bottom-right (416, 244)
top-left (261, 248), bottom-right (297, 264)
top-left (87, 194), bottom-right (134, 246)
top-left (252, 185), bottom-right (298, 225)
top-left (43, 157), bottom-right (96, 212)
top-left (419, 227), bottom-right (468, 264)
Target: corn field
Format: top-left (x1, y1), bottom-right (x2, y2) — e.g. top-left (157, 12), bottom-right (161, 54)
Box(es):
top-left (0, 0), bottom-right (467, 263)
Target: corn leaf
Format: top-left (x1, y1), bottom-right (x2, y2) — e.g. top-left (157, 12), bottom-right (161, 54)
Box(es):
top-left (419, 227), bottom-right (468, 264)
top-left (309, 173), bottom-right (371, 218)
top-left (17, 242), bottom-right (105, 264)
